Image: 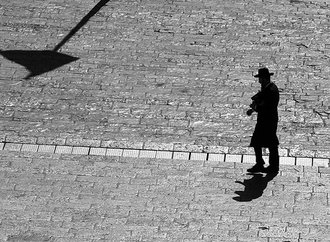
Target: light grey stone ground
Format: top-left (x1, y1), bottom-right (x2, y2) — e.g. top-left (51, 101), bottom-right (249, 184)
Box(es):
top-left (0, 150), bottom-right (329, 241)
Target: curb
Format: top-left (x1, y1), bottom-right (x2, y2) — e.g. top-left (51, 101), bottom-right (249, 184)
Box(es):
top-left (0, 142), bottom-right (329, 167)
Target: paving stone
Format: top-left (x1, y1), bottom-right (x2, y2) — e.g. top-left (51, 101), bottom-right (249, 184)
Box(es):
top-left (296, 158), bottom-right (313, 167)
top-left (208, 153), bottom-right (225, 162)
top-left (313, 158), bottom-right (329, 167)
top-left (106, 148), bottom-right (123, 157)
top-left (173, 151), bottom-right (190, 160)
top-left (139, 150), bottom-right (156, 158)
top-left (89, 147), bottom-right (107, 156)
top-left (122, 149), bottom-right (140, 158)
top-left (0, 142), bottom-right (4, 150)
top-left (102, 140), bottom-right (144, 150)
top-left (21, 144), bottom-right (39, 153)
top-left (6, 136), bottom-right (37, 144)
top-left (225, 154), bottom-right (242, 163)
top-left (204, 146), bottom-right (230, 154)
top-left (155, 151), bottom-right (173, 159)
top-left (143, 142), bottom-right (174, 151)
top-left (190, 152), bottom-right (207, 161)
top-left (279, 157), bottom-right (296, 166)
top-left (66, 138), bottom-right (101, 147)
top-left (37, 137), bottom-right (66, 146)
top-left (173, 143), bottom-right (204, 153)
top-left (278, 148), bottom-right (289, 157)
top-left (72, 146), bottom-right (90, 155)
top-left (3, 143), bottom-right (22, 152)
top-left (318, 167), bottom-right (330, 174)
top-left (242, 155), bottom-right (256, 164)
top-left (37, 145), bottom-right (56, 153)
top-left (55, 145), bottom-right (73, 154)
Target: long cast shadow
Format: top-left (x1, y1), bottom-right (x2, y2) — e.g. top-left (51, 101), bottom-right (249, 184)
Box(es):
top-left (0, 0), bottom-right (110, 80)
top-left (233, 172), bottom-right (278, 202)
top-left (53, 0), bottom-right (110, 52)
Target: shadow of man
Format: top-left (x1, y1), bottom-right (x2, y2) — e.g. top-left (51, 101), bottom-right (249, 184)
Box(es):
top-left (233, 172), bottom-right (278, 202)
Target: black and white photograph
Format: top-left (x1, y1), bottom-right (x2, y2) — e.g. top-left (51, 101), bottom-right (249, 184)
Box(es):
top-left (0, 0), bottom-right (329, 241)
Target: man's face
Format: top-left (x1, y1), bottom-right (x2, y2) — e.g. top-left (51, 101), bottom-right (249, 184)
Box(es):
top-left (258, 76), bottom-right (269, 86)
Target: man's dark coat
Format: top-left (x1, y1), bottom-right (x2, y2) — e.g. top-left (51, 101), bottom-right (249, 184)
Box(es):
top-left (250, 82), bottom-right (279, 148)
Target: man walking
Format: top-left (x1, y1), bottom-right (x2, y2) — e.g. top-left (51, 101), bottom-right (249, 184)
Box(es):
top-left (246, 67), bottom-right (280, 174)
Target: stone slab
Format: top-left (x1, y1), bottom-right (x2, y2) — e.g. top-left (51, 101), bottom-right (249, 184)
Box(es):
top-left (55, 145), bottom-right (73, 154)
top-left (72, 146), bottom-right (90, 155)
top-left (38, 145), bottom-right (56, 153)
top-left (139, 150), bottom-right (157, 158)
top-left (89, 147), bottom-right (107, 156)
top-left (173, 151), bottom-right (190, 160)
top-left (225, 154), bottom-right (242, 163)
top-left (3, 143), bottom-right (22, 152)
top-left (21, 144), bottom-right (39, 153)
top-left (313, 158), bottom-right (329, 167)
top-left (122, 149), bottom-right (140, 158)
top-left (106, 148), bottom-right (123, 157)
top-left (208, 154), bottom-right (225, 162)
top-left (280, 156), bottom-right (296, 166)
top-left (190, 152), bottom-right (208, 161)
top-left (155, 151), bottom-right (173, 159)
top-left (296, 157), bottom-right (313, 166)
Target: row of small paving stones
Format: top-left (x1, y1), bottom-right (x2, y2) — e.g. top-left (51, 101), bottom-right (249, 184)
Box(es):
top-left (0, 149), bottom-right (329, 241)
top-left (1, 142), bottom-right (329, 167)
top-left (1, 0), bottom-right (330, 159)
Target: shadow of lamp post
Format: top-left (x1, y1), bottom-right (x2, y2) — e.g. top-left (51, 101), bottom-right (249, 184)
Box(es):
top-left (0, 0), bottom-right (110, 80)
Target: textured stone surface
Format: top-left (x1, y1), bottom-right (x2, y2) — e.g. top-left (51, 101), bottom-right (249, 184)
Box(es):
top-left (0, 0), bottom-right (329, 157)
top-left (0, 150), bottom-right (329, 241)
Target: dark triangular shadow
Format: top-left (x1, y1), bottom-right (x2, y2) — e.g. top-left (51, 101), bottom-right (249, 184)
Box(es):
top-left (0, 50), bottom-right (79, 80)
top-left (233, 172), bottom-right (278, 202)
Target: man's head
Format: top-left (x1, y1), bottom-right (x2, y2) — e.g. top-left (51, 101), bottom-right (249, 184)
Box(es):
top-left (254, 68), bottom-right (274, 86)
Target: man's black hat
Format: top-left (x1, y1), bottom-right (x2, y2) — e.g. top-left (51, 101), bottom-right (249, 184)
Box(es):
top-left (254, 68), bottom-right (274, 78)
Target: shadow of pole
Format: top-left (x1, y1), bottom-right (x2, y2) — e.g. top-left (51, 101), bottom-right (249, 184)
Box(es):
top-left (53, 0), bottom-right (110, 52)
top-left (233, 172), bottom-right (278, 202)
top-left (1, 0), bottom-right (110, 80)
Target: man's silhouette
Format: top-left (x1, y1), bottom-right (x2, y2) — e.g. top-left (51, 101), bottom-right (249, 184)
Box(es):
top-left (246, 68), bottom-right (280, 174)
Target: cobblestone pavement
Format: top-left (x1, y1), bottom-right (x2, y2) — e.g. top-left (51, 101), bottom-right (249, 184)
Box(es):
top-left (0, 150), bottom-right (329, 241)
top-left (1, 0), bottom-right (329, 158)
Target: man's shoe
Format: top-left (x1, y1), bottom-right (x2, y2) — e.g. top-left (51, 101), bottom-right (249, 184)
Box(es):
top-left (265, 166), bottom-right (279, 174)
top-left (247, 164), bottom-right (265, 173)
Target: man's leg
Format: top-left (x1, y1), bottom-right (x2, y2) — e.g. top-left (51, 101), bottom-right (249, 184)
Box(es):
top-left (267, 146), bottom-right (279, 173)
top-left (254, 146), bottom-right (265, 165)
top-left (247, 146), bottom-right (265, 172)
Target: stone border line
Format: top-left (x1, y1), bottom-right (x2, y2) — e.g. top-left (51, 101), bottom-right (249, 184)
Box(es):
top-left (0, 142), bottom-right (328, 167)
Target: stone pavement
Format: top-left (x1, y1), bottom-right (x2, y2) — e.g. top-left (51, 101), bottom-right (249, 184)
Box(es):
top-left (0, 149), bottom-right (329, 241)
top-left (1, 0), bottom-right (330, 158)
top-left (0, 0), bottom-right (330, 240)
